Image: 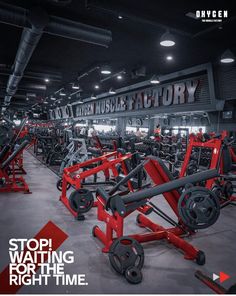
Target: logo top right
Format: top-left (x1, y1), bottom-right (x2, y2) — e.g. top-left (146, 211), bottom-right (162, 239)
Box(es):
top-left (196, 10), bottom-right (228, 22)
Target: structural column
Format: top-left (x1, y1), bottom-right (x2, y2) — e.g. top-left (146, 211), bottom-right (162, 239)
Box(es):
top-left (148, 116), bottom-right (155, 136)
top-left (116, 117), bottom-right (126, 137)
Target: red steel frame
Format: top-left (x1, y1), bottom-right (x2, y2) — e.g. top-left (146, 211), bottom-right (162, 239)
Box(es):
top-left (60, 151), bottom-right (133, 218)
top-left (180, 131), bottom-right (236, 203)
top-left (94, 157), bottom-right (201, 263)
top-left (0, 152), bottom-right (30, 194)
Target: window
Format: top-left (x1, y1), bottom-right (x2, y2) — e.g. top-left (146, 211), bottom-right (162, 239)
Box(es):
top-left (173, 126), bottom-right (206, 134)
top-left (93, 124), bottom-right (116, 132)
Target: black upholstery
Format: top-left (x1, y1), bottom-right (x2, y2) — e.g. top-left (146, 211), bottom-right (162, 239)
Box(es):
top-left (0, 144), bottom-right (11, 162)
top-left (1, 140), bottom-right (28, 170)
top-left (222, 146), bottom-right (232, 173)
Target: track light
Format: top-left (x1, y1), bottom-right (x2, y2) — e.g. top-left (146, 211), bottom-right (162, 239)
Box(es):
top-left (166, 55), bottom-right (173, 61)
top-left (59, 89), bottom-right (66, 96)
top-left (72, 83), bottom-right (80, 89)
top-left (150, 75), bottom-right (160, 84)
top-left (100, 65), bottom-right (112, 75)
top-left (220, 49), bottom-right (235, 63)
top-left (109, 88), bottom-right (116, 94)
top-left (160, 31), bottom-right (175, 47)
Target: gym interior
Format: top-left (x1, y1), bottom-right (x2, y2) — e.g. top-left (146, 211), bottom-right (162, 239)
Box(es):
top-left (0, 0), bottom-right (236, 294)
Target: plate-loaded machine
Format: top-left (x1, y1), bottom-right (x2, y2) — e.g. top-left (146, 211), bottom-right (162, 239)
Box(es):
top-left (0, 140), bottom-right (30, 193)
top-left (60, 150), bottom-right (136, 220)
top-left (180, 131), bottom-right (236, 207)
top-left (93, 156), bottom-right (220, 284)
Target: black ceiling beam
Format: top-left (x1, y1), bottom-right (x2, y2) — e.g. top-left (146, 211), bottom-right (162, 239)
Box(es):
top-left (86, 1), bottom-right (192, 37)
top-left (0, 2), bottom-right (112, 47)
top-left (0, 65), bottom-right (62, 82)
top-left (193, 16), bottom-right (236, 38)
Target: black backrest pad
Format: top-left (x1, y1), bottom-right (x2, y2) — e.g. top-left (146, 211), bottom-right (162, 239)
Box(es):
top-left (1, 140), bottom-right (29, 170)
top-left (0, 144), bottom-right (11, 163)
top-left (222, 146), bottom-right (232, 173)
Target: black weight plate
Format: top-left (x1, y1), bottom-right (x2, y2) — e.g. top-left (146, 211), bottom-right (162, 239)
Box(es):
top-left (109, 236), bottom-right (144, 275)
top-left (125, 266), bottom-right (143, 284)
top-left (69, 188), bottom-right (94, 214)
top-left (223, 181), bottom-right (233, 199)
top-left (178, 186), bottom-right (220, 230)
top-left (56, 179), bottom-right (71, 191)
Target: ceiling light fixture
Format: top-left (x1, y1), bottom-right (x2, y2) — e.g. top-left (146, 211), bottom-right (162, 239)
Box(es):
top-left (117, 75), bottom-right (123, 80)
top-left (59, 89), bottom-right (66, 96)
top-left (44, 78), bottom-right (50, 83)
top-left (26, 97), bottom-right (29, 101)
top-left (150, 75), bottom-right (160, 84)
top-left (109, 88), bottom-right (116, 94)
top-left (220, 49), bottom-right (235, 63)
top-left (166, 55), bottom-right (173, 61)
top-left (94, 84), bottom-right (100, 89)
top-left (100, 65), bottom-right (112, 75)
top-left (118, 15), bottom-right (123, 19)
top-left (160, 31), bottom-right (175, 47)
top-left (50, 96), bottom-right (56, 100)
top-left (72, 83), bottom-right (80, 89)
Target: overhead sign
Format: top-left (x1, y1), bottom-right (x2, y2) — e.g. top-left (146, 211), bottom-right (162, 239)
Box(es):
top-left (49, 63), bottom-right (217, 120)
top-left (75, 80), bottom-right (199, 117)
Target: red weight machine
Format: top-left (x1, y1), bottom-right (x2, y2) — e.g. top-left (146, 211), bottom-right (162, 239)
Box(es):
top-left (93, 156), bottom-right (219, 265)
top-left (91, 135), bottom-right (117, 152)
top-left (0, 140), bottom-right (30, 193)
top-left (180, 131), bottom-right (236, 205)
top-left (60, 151), bottom-right (134, 219)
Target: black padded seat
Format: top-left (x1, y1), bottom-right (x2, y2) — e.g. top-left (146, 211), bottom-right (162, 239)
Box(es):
top-left (0, 144), bottom-right (11, 162)
top-left (1, 140), bottom-right (28, 170)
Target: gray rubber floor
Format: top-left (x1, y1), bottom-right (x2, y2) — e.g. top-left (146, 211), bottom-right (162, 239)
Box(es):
top-left (0, 151), bottom-right (236, 294)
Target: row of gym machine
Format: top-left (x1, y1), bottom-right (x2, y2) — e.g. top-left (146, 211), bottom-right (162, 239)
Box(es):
top-left (28, 120), bottom-right (236, 290)
top-left (1, 117), bottom-right (236, 292)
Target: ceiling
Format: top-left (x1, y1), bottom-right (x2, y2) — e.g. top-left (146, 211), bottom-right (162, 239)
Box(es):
top-left (0, 0), bottom-right (235, 116)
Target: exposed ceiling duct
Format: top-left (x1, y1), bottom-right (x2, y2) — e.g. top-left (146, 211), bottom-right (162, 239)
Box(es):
top-left (0, 2), bottom-right (112, 112)
top-left (0, 65), bottom-right (62, 82)
top-left (0, 2), bottom-right (112, 47)
top-left (3, 7), bottom-right (48, 109)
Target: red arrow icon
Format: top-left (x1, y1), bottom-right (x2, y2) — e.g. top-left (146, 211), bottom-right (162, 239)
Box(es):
top-left (220, 272), bottom-right (230, 283)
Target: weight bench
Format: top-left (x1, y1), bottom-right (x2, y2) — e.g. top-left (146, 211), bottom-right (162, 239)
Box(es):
top-left (0, 140), bottom-right (30, 193)
top-left (93, 156), bottom-right (220, 268)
